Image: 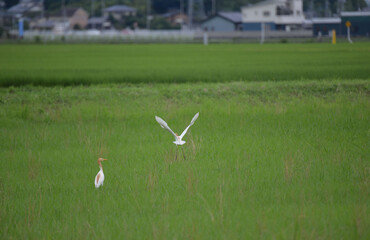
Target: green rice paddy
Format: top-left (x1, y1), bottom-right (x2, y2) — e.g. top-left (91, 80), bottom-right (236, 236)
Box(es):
top-left (0, 43), bottom-right (369, 86)
top-left (0, 43), bottom-right (369, 239)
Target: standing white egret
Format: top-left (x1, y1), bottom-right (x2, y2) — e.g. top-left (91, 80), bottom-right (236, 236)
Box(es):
top-left (95, 158), bottom-right (108, 188)
top-left (155, 112), bottom-right (199, 160)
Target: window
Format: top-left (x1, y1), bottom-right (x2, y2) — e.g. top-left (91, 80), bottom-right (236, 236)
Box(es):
top-left (263, 11), bottom-right (270, 17)
top-left (296, 10), bottom-right (301, 16)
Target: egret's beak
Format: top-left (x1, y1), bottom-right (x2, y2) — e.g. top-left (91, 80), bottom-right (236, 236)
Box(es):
top-left (103, 159), bottom-right (108, 161)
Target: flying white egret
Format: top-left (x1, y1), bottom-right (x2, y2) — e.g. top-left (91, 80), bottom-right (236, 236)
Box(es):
top-left (155, 112), bottom-right (199, 160)
top-left (95, 158), bottom-right (108, 188)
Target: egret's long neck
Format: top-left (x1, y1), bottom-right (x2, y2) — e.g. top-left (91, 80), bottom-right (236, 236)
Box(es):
top-left (98, 161), bottom-right (103, 170)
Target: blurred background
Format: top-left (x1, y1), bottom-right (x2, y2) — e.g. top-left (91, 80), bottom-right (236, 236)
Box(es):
top-left (0, 0), bottom-right (369, 43)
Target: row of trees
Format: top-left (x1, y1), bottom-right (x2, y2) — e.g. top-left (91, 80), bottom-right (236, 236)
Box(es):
top-left (3, 0), bottom-right (368, 30)
top-left (4, 0), bottom-right (367, 15)
top-left (107, 14), bottom-right (181, 30)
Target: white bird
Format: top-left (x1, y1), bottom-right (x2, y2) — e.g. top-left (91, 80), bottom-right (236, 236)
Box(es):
top-left (95, 158), bottom-right (108, 188)
top-left (155, 112), bottom-right (199, 160)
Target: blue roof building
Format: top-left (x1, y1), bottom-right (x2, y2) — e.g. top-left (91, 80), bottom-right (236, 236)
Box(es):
top-left (201, 12), bottom-right (242, 32)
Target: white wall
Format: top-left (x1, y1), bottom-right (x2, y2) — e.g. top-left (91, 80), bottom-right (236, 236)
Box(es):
top-left (242, 1), bottom-right (279, 23)
top-left (242, 0), bottom-right (304, 24)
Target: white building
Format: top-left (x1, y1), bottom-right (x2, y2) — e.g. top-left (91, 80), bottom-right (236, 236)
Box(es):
top-left (241, 0), bottom-right (304, 31)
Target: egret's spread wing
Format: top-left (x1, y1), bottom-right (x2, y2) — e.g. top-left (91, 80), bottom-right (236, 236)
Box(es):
top-left (180, 112), bottom-right (199, 139)
top-left (155, 116), bottom-right (177, 139)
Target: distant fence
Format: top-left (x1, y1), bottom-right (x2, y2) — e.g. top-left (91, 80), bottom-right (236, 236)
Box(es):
top-left (21, 30), bottom-right (196, 43)
top-left (10, 29), bottom-right (316, 43)
top-left (194, 30), bottom-right (312, 39)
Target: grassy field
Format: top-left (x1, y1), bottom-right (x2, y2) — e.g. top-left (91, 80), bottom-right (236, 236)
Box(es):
top-left (0, 43), bottom-right (370, 86)
top-left (0, 43), bottom-right (369, 239)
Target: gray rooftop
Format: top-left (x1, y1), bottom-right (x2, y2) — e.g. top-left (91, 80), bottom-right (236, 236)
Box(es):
top-left (243, 0), bottom-right (283, 8)
top-left (341, 11), bottom-right (370, 17)
top-left (88, 17), bottom-right (108, 24)
top-left (312, 18), bottom-right (341, 24)
top-left (35, 20), bottom-right (55, 28)
top-left (8, 5), bottom-right (31, 13)
top-left (7, 0), bottom-right (42, 14)
top-left (103, 5), bottom-right (136, 13)
top-left (218, 12), bottom-right (242, 23)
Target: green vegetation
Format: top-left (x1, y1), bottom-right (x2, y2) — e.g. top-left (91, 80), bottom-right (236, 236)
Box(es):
top-left (0, 43), bottom-right (369, 86)
top-left (0, 43), bottom-right (369, 239)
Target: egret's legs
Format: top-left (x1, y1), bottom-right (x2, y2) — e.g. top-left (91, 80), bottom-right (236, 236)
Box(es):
top-left (175, 147), bottom-right (178, 161)
top-left (181, 148), bottom-right (186, 160)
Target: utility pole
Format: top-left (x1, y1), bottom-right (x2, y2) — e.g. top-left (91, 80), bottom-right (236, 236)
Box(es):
top-left (62, 0), bottom-right (66, 32)
top-left (338, 0), bottom-right (345, 15)
top-left (196, 0), bottom-right (205, 20)
top-left (309, 0), bottom-right (314, 18)
top-left (325, 0), bottom-right (330, 17)
top-left (212, 0), bottom-right (216, 15)
top-left (41, 0), bottom-right (44, 18)
top-left (260, 22), bottom-right (265, 44)
top-left (146, 0), bottom-right (151, 30)
top-left (101, 0), bottom-right (105, 13)
top-left (180, 0), bottom-right (184, 29)
top-left (188, 0), bottom-right (193, 29)
top-left (91, 0), bottom-right (95, 28)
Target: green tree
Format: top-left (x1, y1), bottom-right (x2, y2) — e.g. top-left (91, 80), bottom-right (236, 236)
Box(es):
top-left (151, 16), bottom-right (180, 29)
top-left (4, 0), bottom-right (18, 8)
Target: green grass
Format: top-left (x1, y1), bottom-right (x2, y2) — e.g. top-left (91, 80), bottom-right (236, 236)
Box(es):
top-left (0, 79), bottom-right (369, 239)
top-left (0, 43), bottom-right (370, 86)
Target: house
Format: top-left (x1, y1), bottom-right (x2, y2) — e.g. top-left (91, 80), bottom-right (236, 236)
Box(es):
top-left (87, 17), bottom-right (112, 30)
top-left (103, 5), bottom-right (136, 21)
top-left (311, 11), bottom-right (370, 37)
top-left (241, 0), bottom-right (304, 31)
top-left (49, 8), bottom-right (89, 30)
top-left (30, 7), bottom-right (88, 32)
top-left (201, 12), bottom-right (242, 32)
top-left (162, 10), bottom-right (188, 26)
top-left (312, 18), bottom-right (341, 36)
top-left (340, 11), bottom-right (370, 37)
top-left (7, 0), bottom-right (43, 17)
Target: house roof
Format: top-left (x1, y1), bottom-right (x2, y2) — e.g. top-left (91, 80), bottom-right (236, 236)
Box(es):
top-left (341, 11), bottom-right (370, 17)
top-left (52, 8), bottom-right (84, 18)
top-left (202, 12), bottom-right (241, 24)
top-left (35, 20), bottom-right (55, 28)
top-left (312, 18), bottom-right (341, 24)
top-left (7, 0), bottom-right (42, 14)
top-left (20, 0), bottom-right (43, 2)
top-left (7, 5), bottom-right (29, 13)
top-left (162, 10), bottom-right (181, 18)
top-left (88, 17), bottom-right (108, 24)
top-left (218, 12), bottom-right (242, 23)
top-left (243, 0), bottom-right (285, 8)
top-left (103, 5), bottom-right (136, 13)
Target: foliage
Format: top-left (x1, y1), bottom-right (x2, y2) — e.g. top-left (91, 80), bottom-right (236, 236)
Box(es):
top-left (73, 24), bottom-right (82, 30)
top-left (33, 35), bottom-right (41, 43)
top-left (151, 16), bottom-right (180, 30)
top-left (4, 0), bottom-right (17, 8)
top-left (6, 0), bottom-right (369, 16)
top-left (107, 13), bottom-right (145, 30)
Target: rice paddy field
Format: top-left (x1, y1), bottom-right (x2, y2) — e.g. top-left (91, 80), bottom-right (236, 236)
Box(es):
top-left (0, 43), bottom-right (369, 239)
